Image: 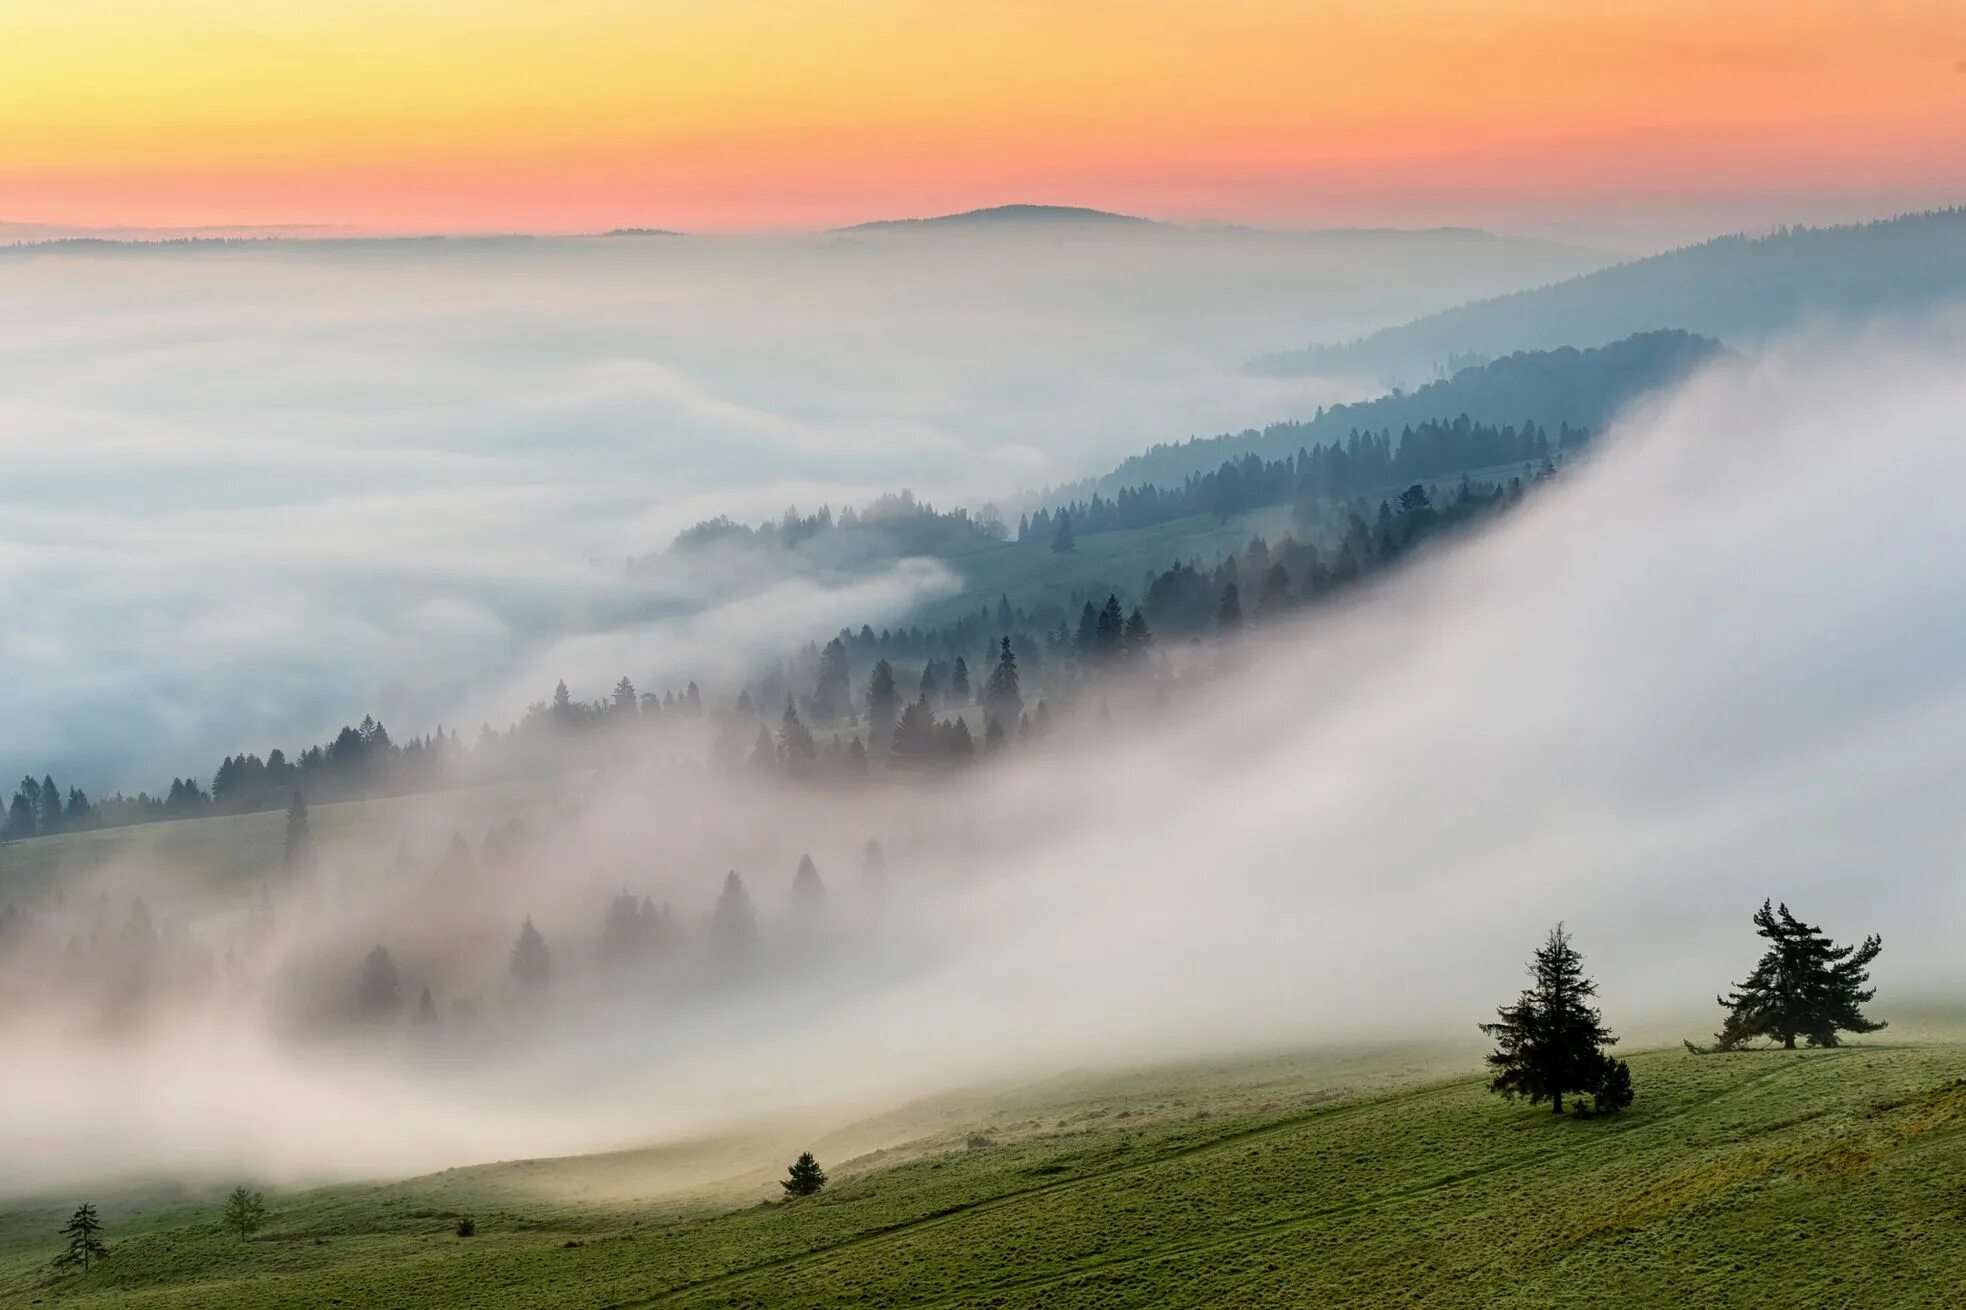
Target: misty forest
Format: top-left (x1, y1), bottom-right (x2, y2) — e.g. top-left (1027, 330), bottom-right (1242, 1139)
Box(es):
top-left (5, 38), bottom-right (1966, 1305)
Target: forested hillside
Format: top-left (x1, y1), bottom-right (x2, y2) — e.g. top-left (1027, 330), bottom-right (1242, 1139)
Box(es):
top-left (1250, 208), bottom-right (1966, 380)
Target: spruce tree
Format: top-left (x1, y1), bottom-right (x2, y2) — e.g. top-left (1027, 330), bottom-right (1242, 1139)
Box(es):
top-left (949, 657), bottom-right (971, 704)
top-left (778, 700), bottom-right (817, 770)
top-left (221, 1186), bottom-right (267, 1241)
top-left (54, 1202), bottom-right (108, 1273)
top-left (1479, 924), bottom-right (1621, 1115)
top-left (813, 638), bottom-right (851, 721)
top-left (791, 853), bottom-right (825, 918)
top-left (984, 635), bottom-right (1023, 732)
top-left (889, 696), bottom-right (940, 765)
top-left (356, 945), bottom-right (402, 1019)
top-left (711, 871), bottom-right (757, 955)
top-left (865, 660), bottom-right (900, 748)
top-left (781, 1151), bottom-right (828, 1197)
top-left (1710, 901), bottom-right (1884, 1050)
top-left (1217, 583), bottom-right (1243, 636)
top-left (1095, 595), bottom-right (1125, 662)
top-left (1050, 511), bottom-right (1075, 553)
top-left (511, 916), bottom-right (551, 990)
top-left (1123, 607), bottom-right (1153, 658)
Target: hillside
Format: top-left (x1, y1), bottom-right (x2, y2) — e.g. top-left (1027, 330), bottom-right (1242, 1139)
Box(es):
top-left (1072, 330), bottom-right (1721, 500)
top-left (6, 1030), bottom-right (1964, 1306)
top-left (834, 204), bottom-right (1158, 232)
top-left (1250, 208), bottom-right (1966, 381)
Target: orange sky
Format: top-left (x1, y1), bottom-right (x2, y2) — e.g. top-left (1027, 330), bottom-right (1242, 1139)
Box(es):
top-left (2, 0), bottom-right (1962, 234)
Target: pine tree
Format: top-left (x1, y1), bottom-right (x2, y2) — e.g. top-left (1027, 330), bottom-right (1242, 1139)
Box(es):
top-left (356, 945), bottom-right (402, 1018)
top-left (949, 657), bottom-right (971, 704)
top-left (612, 677), bottom-right (639, 715)
top-left (778, 700), bottom-right (817, 770)
top-left (781, 1151), bottom-right (828, 1197)
top-left (865, 660), bottom-right (900, 748)
top-left (1710, 901), bottom-right (1884, 1050)
top-left (984, 635), bottom-right (1023, 732)
top-left (1217, 583), bottom-right (1243, 636)
top-left (38, 774), bottom-right (62, 833)
top-left (1094, 595), bottom-right (1125, 662)
top-left (712, 871), bottom-right (758, 956)
top-left (814, 638), bottom-right (851, 721)
top-left (511, 916), bottom-right (550, 990)
top-left (1050, 511), bottom-right (1075, 553)
top-left (54, 1202), bottom-right (108, 1273)
top-left (889, 696), bottom-right (940, 766)
top-left (1479, 924), bottom-right (1621, 1115)
top-left (281, 792), bottom-right (315, 872)
top-left (221, 1186), bottom-right (267, 1241)
top-left (791, 853), bottom-right (825, 918)
top-left (1123, 607), bottom-right (1153, 658)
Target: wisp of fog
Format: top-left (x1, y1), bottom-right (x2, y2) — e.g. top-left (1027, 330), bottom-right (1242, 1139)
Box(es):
top-left (3, 325), bottom-right (1964, 1197)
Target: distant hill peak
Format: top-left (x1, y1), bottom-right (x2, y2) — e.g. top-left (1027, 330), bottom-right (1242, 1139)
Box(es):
top-left (836, 204), bottom-right (1157, 233)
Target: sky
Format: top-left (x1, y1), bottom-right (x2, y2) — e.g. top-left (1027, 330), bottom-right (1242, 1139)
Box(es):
top-left (3, 1), bottom-right (1963, 242)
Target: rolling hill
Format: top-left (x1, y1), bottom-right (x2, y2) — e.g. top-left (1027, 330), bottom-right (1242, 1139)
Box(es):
top-left (1249, 207), bottom-right (1966, 381)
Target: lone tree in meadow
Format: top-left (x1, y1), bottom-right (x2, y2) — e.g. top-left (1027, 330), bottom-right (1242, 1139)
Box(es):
top-left (1480, 924), bottom-right (1629, 1116)
top-left (222, 1186), bottom-right (267, 1241)
top-left (1707, 901), bottom-right (1883, 1050)
top-left (781, 1151), bottom-right (828, 1198)
top-left (54, 1202), bottom-right (108, 1273)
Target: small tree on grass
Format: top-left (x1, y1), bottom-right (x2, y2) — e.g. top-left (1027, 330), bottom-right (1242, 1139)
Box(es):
top-left (54, 1202), bottom-right (108, 1273)
top-left (781, 1152), bottom-right (827, 1198)
top-left (222, 1186), bottom-right (267, 1241)
top-left (1706, 901), bottom-right (1884, 1051)
top-left (1479, 923), bottom-right (1626, 1116)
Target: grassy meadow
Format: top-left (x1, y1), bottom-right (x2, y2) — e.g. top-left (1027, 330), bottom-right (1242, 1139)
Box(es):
top-left (5, 1027), bottom-right (1964, 1307)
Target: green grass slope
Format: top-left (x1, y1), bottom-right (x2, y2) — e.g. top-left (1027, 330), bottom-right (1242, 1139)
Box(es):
top-left (7, 1031), bottom-right (1965, 1308)
top-left (0, 782), bottom-right (535, 904)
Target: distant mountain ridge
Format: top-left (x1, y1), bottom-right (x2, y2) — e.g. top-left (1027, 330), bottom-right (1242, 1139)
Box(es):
top-left (835, 204), bottom-right (1158, 232)
top-left (1250, 207), bottom-right (1966, 380)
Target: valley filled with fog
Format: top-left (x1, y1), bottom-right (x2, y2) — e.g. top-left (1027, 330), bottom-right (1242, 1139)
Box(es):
top-left (0, 222), bottom-right (1608, 788)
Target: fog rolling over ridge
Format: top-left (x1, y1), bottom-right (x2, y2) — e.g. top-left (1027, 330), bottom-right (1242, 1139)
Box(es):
top-left (0, 223), bottom-right (1608, 789)
top-left (3, 325), bottom-right (1964, 1197)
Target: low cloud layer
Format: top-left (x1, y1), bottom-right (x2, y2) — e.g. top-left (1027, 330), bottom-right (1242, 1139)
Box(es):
top-left (0, 229), bottom-right (1601, 786)
top-left (3, 328), bottom-right (1963, 1196)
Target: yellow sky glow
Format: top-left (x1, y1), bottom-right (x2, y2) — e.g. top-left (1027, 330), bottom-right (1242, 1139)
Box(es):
top-left (2, 0), bottom-right (1962, 232)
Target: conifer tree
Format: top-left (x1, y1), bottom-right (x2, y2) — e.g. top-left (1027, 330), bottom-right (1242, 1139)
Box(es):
top-left (814, 638), bottom-right (851, 721)
top-left (1095, 595), bottom-right (1125, 662)
top-left (1479, 924), bottom-right (1622, 1115)
top-left (865, 660), bottom-right (900, 749)
top-left (1709, 901), bottom-right (1884, 1050)
top-left (949, 657), bottom-right (971, 704)
top-left (1123, 607), bottom-right (1153, 658)
top-left (221, 1186), bottom-right (267, 1241)
top-left (54, 1202), bottom-right (108, 1273)
top-left (711, 870), bottom-right (758, 955)
top-left (511, 916), bottom-right (550, 990)
top-left (984, 635), bottom-right (1023, 731)
top-left (781, 1151), bottom-right (828, 1197)
top-left (1217, 583), bottom-right (1243, 636)
top-left (1050, 511), bottom-right (1075, 553)
top-left (356, 945), bottom-right (402, 1018)
top-left (889, 696), bottom-right (940, 765)
top-left (612, 677), bottom-right (639, 715)
top-left (778, 700), bottom-right (817, 770)
top-left (791, 853), bottom-right (825, 918)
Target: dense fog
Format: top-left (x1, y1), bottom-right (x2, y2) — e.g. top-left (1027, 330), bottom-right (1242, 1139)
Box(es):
top-left (0, 224), bottom-right (1607, 788)
top-left (4, 327), bottom-right (1963, 1196)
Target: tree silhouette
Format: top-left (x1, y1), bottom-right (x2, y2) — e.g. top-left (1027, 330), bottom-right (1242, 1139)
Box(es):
top-left (356, 945), bottom-right (402, 1019)
top-left (984, 635), bottom-right (1023, 732)
top-left (1710, 901), bottom-right (1884, 1050)
top-left (712, 871), bottom-right (757, 955)
top-left (511, 916), bottom-right (550, 990)
top-left (54, 1202), bottom-right (108, 1273)
top-left (222, 1186), bottom-right (267, 1241)
top-left (864, 660), bottom-right (900, 750)
top-left (791, 853), bottom-right (825, 919)
top-left (1050, 511), bottom-right (1075, 553)
top-left (1479, 924), bottom-right (1622, 1115)
top-left (781, 1151), bottom-right (828, 1197)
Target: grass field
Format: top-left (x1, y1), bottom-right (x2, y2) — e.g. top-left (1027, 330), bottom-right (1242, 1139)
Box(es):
top-left (0, 783), bottom-right (538, 905)
top-left (6, 1025), bottom-right (1965, 1308)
